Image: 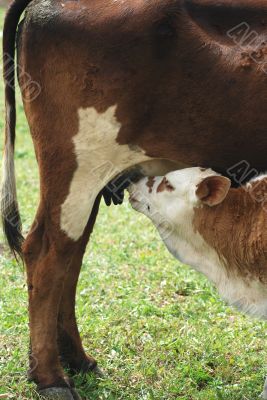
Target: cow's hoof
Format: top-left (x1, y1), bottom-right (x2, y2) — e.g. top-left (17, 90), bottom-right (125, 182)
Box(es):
top-left (79, 360), bottom-right (104, 377)
top-left (92, 365), bottom-right (104, 378)
top-left (68, 359), bottom-right (104, 377)
top-left (39, 387), bottom-right (77, 400)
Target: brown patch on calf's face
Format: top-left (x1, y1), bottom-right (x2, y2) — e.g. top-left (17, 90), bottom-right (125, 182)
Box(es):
top-left (157, 177), bottom-right (175, 193)
top-left (146, 176), bottom-right (156, 193)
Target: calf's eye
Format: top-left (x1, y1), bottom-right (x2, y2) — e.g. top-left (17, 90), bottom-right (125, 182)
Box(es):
top-left (147, 205), bottom-right (151, 211)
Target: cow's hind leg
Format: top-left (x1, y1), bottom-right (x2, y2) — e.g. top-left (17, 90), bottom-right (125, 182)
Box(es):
top-left (57, 194), bottom-right (102, 375)
top-left (24, 203), bottom-right (91, 400)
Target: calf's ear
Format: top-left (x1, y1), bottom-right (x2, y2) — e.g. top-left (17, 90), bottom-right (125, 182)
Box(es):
top-left (196, 176), bottom-right (231, 206)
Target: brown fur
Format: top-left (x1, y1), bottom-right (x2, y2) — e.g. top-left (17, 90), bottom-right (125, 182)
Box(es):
top-left (193, 179), bottom-right (267, 283)
top-left (157, 177), bottom-right (175, 193)
top-left (196, 176), bottom-right (231, 206)
top-left (146, 176), bottom-right (156, 193)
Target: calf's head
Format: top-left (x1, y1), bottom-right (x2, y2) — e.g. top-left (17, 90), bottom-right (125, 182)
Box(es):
top-left (128, 167), bottom-right (231, 241)
top-left (129, 168), bottom-right (267, 319)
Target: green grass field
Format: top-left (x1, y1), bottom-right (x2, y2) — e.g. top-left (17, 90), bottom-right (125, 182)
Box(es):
top-left (0, 7), bottom-right (266, 400)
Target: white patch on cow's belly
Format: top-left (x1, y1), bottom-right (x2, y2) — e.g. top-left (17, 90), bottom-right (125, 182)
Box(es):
top-left (61, 105), bottom-right (151, 240)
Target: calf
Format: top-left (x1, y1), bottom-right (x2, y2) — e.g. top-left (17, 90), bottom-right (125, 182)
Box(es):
top-left (129, 167), bottom-right (267, 398)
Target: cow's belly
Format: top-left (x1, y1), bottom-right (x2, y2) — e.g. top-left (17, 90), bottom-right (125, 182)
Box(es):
top-left (60, 106), bottom-right (182, 241)
top-left (60, 106), bottom-right (147, 240)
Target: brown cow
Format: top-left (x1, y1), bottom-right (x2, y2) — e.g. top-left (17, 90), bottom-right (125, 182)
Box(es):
top-left (2, 0), bottom-right (267, 398)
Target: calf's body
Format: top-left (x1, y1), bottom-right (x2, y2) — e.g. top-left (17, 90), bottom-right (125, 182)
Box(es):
top-left (129, 168), bottom-right (267, 398)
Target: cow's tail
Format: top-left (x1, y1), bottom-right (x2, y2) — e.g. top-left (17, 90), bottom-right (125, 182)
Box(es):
top-left (1, 0), bottom-right (32, 259)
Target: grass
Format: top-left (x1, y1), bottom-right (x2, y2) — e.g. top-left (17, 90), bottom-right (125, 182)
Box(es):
top-left (0, 7), bottom-right (267, 400)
